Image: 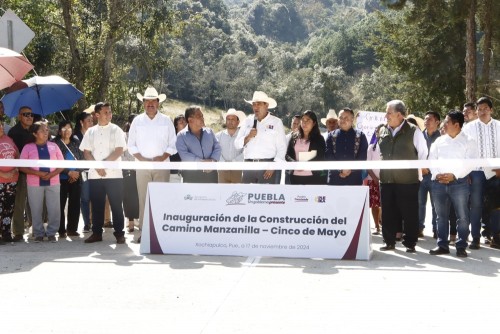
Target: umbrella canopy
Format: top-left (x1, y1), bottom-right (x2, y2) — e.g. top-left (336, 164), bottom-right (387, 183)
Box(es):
top-left (0, 47), bottom-right (34, 90)
top-left (1, 75), bottom-right (83, 117)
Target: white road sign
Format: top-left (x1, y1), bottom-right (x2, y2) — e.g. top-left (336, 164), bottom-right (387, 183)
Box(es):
top-left (0, 9), bottom-right (35, 53)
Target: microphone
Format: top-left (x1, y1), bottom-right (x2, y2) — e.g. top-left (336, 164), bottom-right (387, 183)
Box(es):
top-left (253, 119), bottom-right (257, 129)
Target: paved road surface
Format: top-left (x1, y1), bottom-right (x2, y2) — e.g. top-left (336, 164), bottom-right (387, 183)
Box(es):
top-left (2, 225), bottom-right (499, 334)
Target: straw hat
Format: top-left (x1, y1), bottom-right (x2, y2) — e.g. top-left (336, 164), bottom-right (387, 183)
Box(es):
top-left (320, 109), bottom-right (338, 126)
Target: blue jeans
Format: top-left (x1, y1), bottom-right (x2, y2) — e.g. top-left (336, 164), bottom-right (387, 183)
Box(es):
top-left (486, 176), bottom-right (500, 234)
top-left (418, 174), bottom-right (436, 231)
top-left (469, 171), bottom-right (486, 239)
top-left (432, 178), bottom-right (470, 250)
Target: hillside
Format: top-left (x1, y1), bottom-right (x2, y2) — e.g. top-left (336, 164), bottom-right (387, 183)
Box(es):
top-left (161, 100), bottom-right (231, 133)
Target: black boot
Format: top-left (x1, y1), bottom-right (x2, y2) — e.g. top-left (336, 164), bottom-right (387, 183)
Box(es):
top-left (469, 237), bottom-right (481, 250)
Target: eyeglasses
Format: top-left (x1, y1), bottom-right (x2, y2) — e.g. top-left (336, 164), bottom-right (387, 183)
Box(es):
top-left (21, 113), bottom-right (33, 118)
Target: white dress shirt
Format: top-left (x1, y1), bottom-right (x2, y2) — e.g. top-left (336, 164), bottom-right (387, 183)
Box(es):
top-left (234, 113), bottom-right (287, 161)
top-left (127, 112), bottom-right (177, 160)
top-left (216, 128), bottom-right (244, 162)
top-left (80, 123), bottom-right (126, 179)
top-left (429, 131), bottom-right (479, 180)
top-left (322, 132), bottom-right (329, 142)
top-left (463, 118), bottom-right (500, 179)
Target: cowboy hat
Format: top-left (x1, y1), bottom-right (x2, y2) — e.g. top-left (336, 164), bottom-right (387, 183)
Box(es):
top-left (83, 104), bottom-right (95, 114)
top-left (406, 114), bottom-right (425, 131)
top-left (137, 87), bottom-right (166, 103)
top-left (320, 109), bottom-right (338, 126)
top-left (222, 108), bottom-right (246, 126)
top-left (244, 91), bottom-right (277, 109)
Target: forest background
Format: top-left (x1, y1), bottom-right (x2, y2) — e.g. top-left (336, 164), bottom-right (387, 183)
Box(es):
top-left (0, 0), bottom-right (498, 128)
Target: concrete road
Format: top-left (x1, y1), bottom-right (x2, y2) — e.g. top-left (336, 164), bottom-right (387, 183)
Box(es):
top-left (1, 227), bottom-right (499, 334)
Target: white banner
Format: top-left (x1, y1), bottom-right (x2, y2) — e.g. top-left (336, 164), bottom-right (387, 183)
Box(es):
top-left (355, 111), bottom-right (386, 142)
top-left (140, 183), bottom-right (371, 260)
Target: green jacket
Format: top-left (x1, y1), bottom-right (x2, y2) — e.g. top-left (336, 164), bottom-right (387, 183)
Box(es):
top-left (378, 121), bottom-right (419, 184)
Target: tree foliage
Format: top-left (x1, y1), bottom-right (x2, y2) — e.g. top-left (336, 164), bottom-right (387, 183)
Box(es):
top-left (247, 0), bottom-right (307, 43)
top-left (370, 1), bottom-right (468, 113)
top-left (1, 0), bottom-right (176, 120)
top-left (1, 0), bottom-right (498, 124)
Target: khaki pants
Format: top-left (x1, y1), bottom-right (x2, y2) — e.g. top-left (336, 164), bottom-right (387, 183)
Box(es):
top-left (218, 170), bottom-right (242, 184)
top-left (136, 169), bottom-right (170, 229)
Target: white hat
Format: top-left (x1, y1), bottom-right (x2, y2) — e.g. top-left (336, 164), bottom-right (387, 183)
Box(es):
top-left (244, 91), bottom-right (277, 109)
top-left (223, 108), bottom-right (246, 126)
top-left (406, 114), bottom-right (425, 131)
top-left (320, 109), bottom-right (338, 126)
top-left (137, 87), bottom-right (166, 103)
top-left (83, 104), bottom-right (95, 114)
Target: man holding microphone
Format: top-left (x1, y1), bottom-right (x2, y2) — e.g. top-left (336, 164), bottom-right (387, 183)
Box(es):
top-left (235, 91), bottom-right (287, 184)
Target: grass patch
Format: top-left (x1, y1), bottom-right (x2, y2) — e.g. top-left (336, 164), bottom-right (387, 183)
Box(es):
top-left (161, 100), bottom-right (229, 133)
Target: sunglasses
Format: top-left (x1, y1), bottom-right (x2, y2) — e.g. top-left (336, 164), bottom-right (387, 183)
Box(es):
top-left (21, 112), bottom-right (34, 118)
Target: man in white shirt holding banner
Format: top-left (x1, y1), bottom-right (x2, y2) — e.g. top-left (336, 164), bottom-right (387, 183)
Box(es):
top-left (235, 91), bottom-right (287, 184)
top-left (428, 110), bottom-right (478, 257)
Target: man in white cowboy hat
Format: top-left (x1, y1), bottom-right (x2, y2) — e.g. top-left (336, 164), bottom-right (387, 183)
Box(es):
top-left (216, 108), bottom-right (246, 183)
top-left (127, 86), bottom-right (177, 243)
top-left (321, 109), bottom-right (339, 140)
top-left (235, 91), bottom-right (287, 184)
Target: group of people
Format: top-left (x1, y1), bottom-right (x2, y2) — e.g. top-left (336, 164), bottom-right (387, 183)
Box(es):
top-left (0, 88), bottom-right (498, 258)
top-left (377, 97), bottom-right (500, 258)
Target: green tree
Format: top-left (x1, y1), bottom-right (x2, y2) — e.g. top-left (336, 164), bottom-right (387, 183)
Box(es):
top-left (247, 0), bottom-right (308, 43)
top-left (212, 52), bottom-right (258, 110)
top-left (1, 0), bottom-right (178, 119)
top-left (308, 17), bottom-right (378, 76)
top-left (371, 1), bottom-right (467, 112)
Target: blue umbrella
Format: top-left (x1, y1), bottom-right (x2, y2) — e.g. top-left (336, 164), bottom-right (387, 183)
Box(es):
top-left (1, 75), bottom-right (83, 117)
